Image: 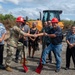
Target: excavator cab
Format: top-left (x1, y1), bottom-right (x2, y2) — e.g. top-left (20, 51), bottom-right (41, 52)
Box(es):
top-left (26, 10), bottom-right (64, 31)
top-left (42, 10), bottom-right (64, 29)
top-left (42, 10), bottom-right (62, 22)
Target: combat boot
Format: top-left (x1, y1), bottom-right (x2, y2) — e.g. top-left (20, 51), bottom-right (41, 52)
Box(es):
top-left (6, 66), bottom-right (13, 72)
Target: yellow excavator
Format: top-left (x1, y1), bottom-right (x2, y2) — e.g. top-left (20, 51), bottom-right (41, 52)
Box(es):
top-left (26, 10), bottom-right (64, 31)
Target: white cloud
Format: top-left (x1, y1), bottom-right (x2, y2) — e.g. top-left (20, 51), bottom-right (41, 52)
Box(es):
top-left (0, 5), bottom-right (5, 14)
top-left (0, 0), bottom-right (34, 4)
top-left (7, 0), bottom-right (20, 4)
top-left (0, 0), bottom-right (75, 20)
top-left (0, 0), bottom-right (3, 2)
top-left (0, 0), bottom-right (20, 4)
top-left (8, 7), bottom-right (41, 19)
top-left (65, 18), bottom-right (71, 21)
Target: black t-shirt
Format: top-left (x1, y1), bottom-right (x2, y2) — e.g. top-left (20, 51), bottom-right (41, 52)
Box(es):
top-left (49, 26), bottom-right (63, 45)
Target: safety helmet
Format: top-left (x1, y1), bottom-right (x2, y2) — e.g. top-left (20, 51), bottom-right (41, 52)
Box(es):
top-left (16, 16), bottom-right (24, 23)
top-left (51, 18), bottom-right (58, 23)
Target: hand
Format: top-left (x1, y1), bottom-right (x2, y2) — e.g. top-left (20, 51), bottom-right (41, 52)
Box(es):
top-left (32, 39), bottom-right (35, 41)
top-left (23, 37), bottom-right (26, 40)
top-left (69, 44), bottom-right (74, 48)
top-left (44, 33), bottom-right (48, 36)
top-left (34, 34), bottom-right (38, 38)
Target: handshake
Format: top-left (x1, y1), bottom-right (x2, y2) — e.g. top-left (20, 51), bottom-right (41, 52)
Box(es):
top-left (25, 32), bottom-right (48, 37)
top-left (29, 32), bottom-right (48, 37)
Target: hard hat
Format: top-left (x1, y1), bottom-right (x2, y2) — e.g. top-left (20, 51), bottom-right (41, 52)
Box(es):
top-left (51, 18), bottom-right (58, 23)
top-left (16, 16), bottom-right (24, 23)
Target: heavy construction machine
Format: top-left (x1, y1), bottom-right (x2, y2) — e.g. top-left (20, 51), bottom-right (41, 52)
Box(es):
top-left (27, 10), bottom-right (64, 31)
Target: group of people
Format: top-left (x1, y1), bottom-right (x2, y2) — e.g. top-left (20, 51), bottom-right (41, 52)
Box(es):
top-left (0, 16), bottom-right (75, 73)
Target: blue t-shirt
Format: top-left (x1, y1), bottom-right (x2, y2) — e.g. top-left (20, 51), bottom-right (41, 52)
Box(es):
top-left (41, 26), bottom-right (52, 44)
top-left (49, 26), bottom-right (63, 45)
top-left (66, 31), bottom-right (75, 44)
top-left (0, 23), bottom-right (6, 45)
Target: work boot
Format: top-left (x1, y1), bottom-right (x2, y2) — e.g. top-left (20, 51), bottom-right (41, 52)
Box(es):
top-left (55, 68), bottom-right (60, 72)
top-left (15, 59), bottom-right (18, 63)
top-left (65, 67), bottom-right (69, 70)
top-left (0, 64), bottom-right (5, 69)
top-left (6, 66), bottom-right (13, 72)
top-left (74, 65), bottom-right (75, 70)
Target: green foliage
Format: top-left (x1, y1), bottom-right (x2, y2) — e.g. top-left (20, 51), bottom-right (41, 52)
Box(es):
top-left (0, 14), bottom-right (16, 30)
top-left (0, 13), bottom-right (75, 31)
top-left (61, 20), bottom-right (75, 30)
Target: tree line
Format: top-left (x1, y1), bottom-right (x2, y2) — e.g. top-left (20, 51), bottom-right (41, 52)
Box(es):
top-left (0, 14), bottom-right (75, 30)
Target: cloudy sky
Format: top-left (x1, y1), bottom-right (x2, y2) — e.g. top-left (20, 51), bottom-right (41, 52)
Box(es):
top-left (0, 0), bottom-right (75, 20)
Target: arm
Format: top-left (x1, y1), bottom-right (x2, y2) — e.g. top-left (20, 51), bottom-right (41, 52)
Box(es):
top-left (23, 27), bottom-right (30, 40)
top-left (47, 34), bottom-right (56, 38)
top-left (13, 26), bottom-right (36, 37)
top-left (29, 36), bottom-right (36, 41)
top-left (37, 33), bottom-right (44, 36)
top-left (66, 40), bottom-right (71, 45)
top-left (66, 40), bottom-right (74, 48)
top-left (0, 33), bottom-right (6, 42)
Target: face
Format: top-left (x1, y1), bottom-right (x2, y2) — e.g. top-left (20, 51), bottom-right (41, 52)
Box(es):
top-left (24, 20), bottom-right (26, 24)
top-left (44, 22), bottom-right (48, 27)
top-left (47, 21), bottom-right (52, 26)
top-left (71, 26), bottom-right (75, 33)
top-left (32, 23), bottom-right (37, 28)
top-left (16, 21), bottom-right (23, 27)
top-left (52, 22), bottom-right (58, 28)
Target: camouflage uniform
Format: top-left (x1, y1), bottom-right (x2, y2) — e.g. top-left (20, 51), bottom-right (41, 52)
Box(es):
top-left (5, 25), bottom-right (25, 66)
top-left (17, 42), bottom-right (28, 60)
top-left (15, 24), bottom-right (30, 61)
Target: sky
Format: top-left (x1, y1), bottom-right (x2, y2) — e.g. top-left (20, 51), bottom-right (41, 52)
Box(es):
top-left (0, 0), bottom-right (75, 20)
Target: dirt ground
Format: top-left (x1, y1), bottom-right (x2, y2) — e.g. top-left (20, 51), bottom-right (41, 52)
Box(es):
top-left (0, 42), bottom-right (75, 75)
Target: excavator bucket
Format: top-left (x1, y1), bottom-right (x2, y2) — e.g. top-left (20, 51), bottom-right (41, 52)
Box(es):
top-left (35, 63), bottom-right (43, 74)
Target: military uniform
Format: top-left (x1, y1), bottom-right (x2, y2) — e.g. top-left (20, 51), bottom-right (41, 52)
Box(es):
top-left (15, 24), bottom-right (30, 62)
top-left (5, 25), bottom-right (25, 67)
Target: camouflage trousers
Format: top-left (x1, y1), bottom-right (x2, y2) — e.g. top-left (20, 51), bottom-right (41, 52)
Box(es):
top-left (5, 43), bottom-right (28, 66)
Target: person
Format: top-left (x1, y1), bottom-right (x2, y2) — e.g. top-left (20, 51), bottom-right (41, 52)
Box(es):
top-left (47, 20), bottom-right (53, 63)
top-left (36, 18), bottom-right (63, 72)
top-left (41, 21), bottom-right (49, 49)
top-left (41, 21), bottom-right (52, 63)
top-left (15, 17), bottom-right (30, 63)
top-left (65, 25), bottom-right (75, 70)
top-left (0, 23), bottom-right (6, 69)
top-left (28, 22), bottom-right (39, 58)
top-left (5, 16), bottom-right (36, 72)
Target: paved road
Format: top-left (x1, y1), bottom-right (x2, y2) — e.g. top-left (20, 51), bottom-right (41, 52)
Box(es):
top-left (0, 42), bottom-right (75, 75)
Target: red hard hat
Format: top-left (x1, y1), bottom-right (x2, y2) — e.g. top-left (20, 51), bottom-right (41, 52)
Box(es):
top-left (51, 18), bottom-right (58, 23)
top-left (16, 16), bottom-right (24, 23)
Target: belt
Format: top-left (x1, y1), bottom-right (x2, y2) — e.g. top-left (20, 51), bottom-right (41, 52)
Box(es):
top-left (7, 44), bottom-right (17, 48)
top-left (52, 43), bottom-right (62, 45)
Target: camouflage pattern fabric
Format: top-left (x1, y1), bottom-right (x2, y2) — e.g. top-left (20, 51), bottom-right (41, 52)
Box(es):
top-left (5, 25), bottom-right (25, 66)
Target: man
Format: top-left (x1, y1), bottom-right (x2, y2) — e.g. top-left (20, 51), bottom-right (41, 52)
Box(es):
top-left (65, 25), bottom-right (75, 70)
top-left (41, 21), bottom-right (50, 50)
top-left (36, 18), bottom-right (63, 73)
top-left (15, 17), bottom-right (30, 63)
top-left (41, 21), bottom-right (52, 63)
top-left (0, 23), bottom-right (6, 69)
top-left (5, 16), bottom-right (35, 72)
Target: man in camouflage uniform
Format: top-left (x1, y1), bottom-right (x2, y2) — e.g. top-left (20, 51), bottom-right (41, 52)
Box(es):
top-left (5, 16), bottom-right (35, 72)
top-left (15, 18), bottom-right (30, 63)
